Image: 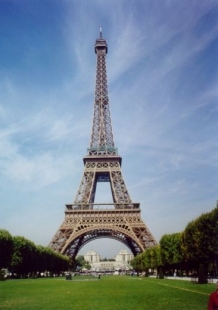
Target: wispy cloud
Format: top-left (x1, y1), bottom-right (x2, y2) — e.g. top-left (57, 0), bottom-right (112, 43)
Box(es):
top-left (0, 105), bottom-right (84, 189)
top-left (2, 152), bottom-right (77, 189)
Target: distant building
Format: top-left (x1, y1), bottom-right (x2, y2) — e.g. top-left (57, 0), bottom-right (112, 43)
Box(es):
top-left (82, 249), bottom-right (133, 271)
top-left (115, 249), bottom-right (133, 263)
top-left (84, 250), bottom-right (100, 263)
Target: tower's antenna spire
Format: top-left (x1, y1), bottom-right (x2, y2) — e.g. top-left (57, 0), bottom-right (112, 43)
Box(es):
top-left (100, 26), bottom-right (102, 38)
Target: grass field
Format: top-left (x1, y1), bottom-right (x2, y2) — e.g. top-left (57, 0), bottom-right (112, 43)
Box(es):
top-left (0, 275), bottom-right (214, 309)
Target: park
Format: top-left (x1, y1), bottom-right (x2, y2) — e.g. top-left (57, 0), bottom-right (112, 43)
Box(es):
top-left (0, 275), bottom-right (214, 310)
top-left (0, 3), bottom-right (218, 310)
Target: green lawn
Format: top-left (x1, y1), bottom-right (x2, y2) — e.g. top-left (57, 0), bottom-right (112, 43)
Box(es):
top-left (0, 276), bottom-right (213, 310)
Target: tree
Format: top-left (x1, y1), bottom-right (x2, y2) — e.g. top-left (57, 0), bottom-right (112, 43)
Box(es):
top-left (0, 229), bottom-right (13, 269)
top-left (10, 236), bottom-right (37, 276)
top-left (198, 264), bottom-right (207, 284)
top-left (130, 246), bottom-right (162, 275)
top-left (160, 233), bottom-right (183, 270)
top-left (39, 247), bottom-right (69, 275)
top-left (182, 204), bottom-right (218, 277)
top-left (130, 253), bottom-right (143, 272)
top-left (74, 255), bottom-right (91, 271)
top-left (150, 245), bottom-right (162, 270)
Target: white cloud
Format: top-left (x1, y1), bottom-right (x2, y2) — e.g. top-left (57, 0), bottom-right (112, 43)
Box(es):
top-left (0, 106), bottom-right (83, 189)
top-left (108, 19), bottom-right (143, 81)
top-left (0, 135), bottom-right (19, 159)
top-left (2, 152), bottom-right (76, 189)
top-left (1, 151), bottom-right (77, 191)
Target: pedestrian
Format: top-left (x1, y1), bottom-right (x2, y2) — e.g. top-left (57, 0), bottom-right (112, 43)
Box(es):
top-left (207, 281), bottom-right (218, 310)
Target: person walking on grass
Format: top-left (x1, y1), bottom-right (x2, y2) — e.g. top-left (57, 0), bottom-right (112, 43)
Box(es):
top-left (207, 282), bottom-right (218, 310)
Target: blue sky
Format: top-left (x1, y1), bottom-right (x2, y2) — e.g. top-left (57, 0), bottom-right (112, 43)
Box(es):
top-left (0, 0), bottom-right (218, 258)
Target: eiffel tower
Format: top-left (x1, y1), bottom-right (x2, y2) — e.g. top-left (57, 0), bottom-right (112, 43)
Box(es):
top-left (49, 28), bottom-right (157, 259)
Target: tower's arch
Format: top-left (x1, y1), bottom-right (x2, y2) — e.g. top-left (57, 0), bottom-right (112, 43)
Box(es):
top-left (64, 230), bottom-right (139, 258)
top-left (50, 205), bottom-right (156, 260)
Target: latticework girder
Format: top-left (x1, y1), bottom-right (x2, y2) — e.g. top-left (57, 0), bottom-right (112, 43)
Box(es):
top-left (74, 159), bottom-right (131, 205)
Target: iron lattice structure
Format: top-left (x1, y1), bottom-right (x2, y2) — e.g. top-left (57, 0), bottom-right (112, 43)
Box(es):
top-left (49, 29), bottom-right (157, 259)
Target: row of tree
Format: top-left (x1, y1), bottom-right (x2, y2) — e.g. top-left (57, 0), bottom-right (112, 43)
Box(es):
top-left (0, 229), bottom-right (69, 278)
top-left (131, 203), bottom-right (218, 283)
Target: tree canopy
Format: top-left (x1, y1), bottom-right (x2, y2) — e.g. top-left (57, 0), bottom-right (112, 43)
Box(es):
top-left (131, 202), bottom-right (218, 279)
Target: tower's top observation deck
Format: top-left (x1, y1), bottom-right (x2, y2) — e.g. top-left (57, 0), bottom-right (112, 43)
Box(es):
top-left (95, 27), bottom-right (108, 54)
